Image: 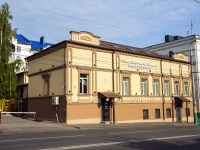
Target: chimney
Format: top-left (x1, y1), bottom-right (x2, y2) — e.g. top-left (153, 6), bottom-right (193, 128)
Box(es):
top-left (40, 36), bottom-right (44, 45)
top-left (165, 35), bottom-right (174, 43)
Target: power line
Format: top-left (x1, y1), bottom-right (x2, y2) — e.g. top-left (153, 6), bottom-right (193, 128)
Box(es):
top-left (9, 0), bottom-right (161, 36)
top-left (194, 0), bottom-right (200, 4)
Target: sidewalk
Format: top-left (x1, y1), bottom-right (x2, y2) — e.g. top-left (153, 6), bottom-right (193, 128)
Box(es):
top-left (0, 115), bottom-right (73, 133)
top-left (69, 121), bottom-right (197, 129)
top-left (0, 115), bottom-right (198, 134)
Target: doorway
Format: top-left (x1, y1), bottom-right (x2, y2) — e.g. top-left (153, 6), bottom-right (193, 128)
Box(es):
top-left (176, 107), bottom-right (182, 122)
top-left (174, 97), bottom-right (183, 122)
top-left (101, 99), bottom-right (111, 121)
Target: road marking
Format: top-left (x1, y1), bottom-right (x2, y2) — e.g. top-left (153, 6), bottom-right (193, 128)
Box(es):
top-left (0, 135), bottom-right (85, 143)
top-left (150, 134), bottom-right (200, 141)
top-left (40, 134), bottom-right (200, 150)
top-left (109, 129), bottom-right (164, 134)
top-left (40, 142), bottom-right (123, 150)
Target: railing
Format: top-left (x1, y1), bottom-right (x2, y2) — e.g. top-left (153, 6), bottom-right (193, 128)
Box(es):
top-left (0, 111), bottom-right (36, 124)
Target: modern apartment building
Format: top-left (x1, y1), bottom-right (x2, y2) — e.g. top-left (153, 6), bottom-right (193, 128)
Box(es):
top-left (145, 34), bottom-right (200, 122)
top-left (11, 34), bottom-right (54, 72)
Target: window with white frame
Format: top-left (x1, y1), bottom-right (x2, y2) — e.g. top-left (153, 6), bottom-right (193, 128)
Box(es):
top-left (123, 77), bottom-right (129, 95)
top-left (174, 81), bottom-right (179, 96)
top-left (80, 74), bottom-right (88, 94)
top-left (142, 79), bottom-right (147, 96)
top-left (164, 80), bottom-right (169, 96)
top-left (17, 46), bottom-right (21, 53)
top-left (153, 79), bottom-right (159, 96)
top-left (184, 82), bottom-right (188, 96)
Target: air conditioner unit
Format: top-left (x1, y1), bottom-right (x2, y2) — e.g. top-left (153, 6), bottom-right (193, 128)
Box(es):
top-left (52, 96), bottom-right (59, 105)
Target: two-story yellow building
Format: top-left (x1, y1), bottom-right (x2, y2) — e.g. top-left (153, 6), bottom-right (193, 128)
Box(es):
top-left (26, 31), bottom-right (193, 124)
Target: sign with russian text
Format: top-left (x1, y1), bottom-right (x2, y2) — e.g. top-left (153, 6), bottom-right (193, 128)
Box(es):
top-left (121, 59), bottom-right (157, 70)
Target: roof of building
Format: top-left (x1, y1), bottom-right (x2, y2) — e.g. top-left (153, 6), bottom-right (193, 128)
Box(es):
top-left (144, 34), bottom-right (200, 49)
top-left (26, 38), bottom-right (190, 64)
top-left (100, 40), bottom-right (159, 56)
top-left (66, 39), bottom-right (175, 60)
top-left (16, 34), bottom-right (30, 44)
top-left (16, 34), bottom-right (54, 50)
top-left (30, 40), bottom-right (54, 50)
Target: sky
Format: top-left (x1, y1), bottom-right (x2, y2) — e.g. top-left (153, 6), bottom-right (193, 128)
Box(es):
top-left (1, 0), bottom-right (200, 48)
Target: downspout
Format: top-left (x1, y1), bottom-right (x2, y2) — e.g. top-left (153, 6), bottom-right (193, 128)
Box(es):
top-left (112, 50), bottom-right (115, 124)
top-left (172, 94), bottom-right (174, 122)
top-left (160, 59), bottom-right (165, 120)
top-left (64, 43), bottom-right (68, 123)
top-left (194, 40), bottom-right (200, 121)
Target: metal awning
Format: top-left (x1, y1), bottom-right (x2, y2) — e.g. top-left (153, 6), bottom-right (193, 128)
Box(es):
top-left (98, 92), bottom-right (121, 98)
top-left (174, 96), bottom-right (191, 103)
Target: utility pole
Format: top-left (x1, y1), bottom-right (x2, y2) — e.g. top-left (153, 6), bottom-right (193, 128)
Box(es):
top-left (190, 20), bottom-right (193, 36)
top-left (190, 40), bottom-right (198, 124)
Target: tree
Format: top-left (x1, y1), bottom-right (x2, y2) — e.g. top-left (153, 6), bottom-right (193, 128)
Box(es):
top-left (0, 3), bottom-right (20, 99)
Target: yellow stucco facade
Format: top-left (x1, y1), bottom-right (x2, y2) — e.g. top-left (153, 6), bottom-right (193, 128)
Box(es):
top-left (27, 31), bottom-right (193, 124)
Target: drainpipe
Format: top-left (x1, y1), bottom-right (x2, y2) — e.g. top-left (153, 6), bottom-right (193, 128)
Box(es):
top-left (64, 44), bottom-right (67, 123)
top-left (172, 94), bottom-right (174, 122)
top-left (186, 102), bottom-right (189, 123)
top-left (112, 51), bottom-right (115, 124)
top-left (190, 40), bottom-right (198, 124)
top-left (160, 59), bottom-right (165, 120)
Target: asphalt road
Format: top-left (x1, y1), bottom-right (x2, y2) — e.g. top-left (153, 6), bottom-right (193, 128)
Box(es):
top-left (0, 116), bottom-right (200, 150)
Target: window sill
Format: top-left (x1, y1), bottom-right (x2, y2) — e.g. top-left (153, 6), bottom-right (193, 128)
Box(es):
top-left (77, 94), bottom-right (91, 96)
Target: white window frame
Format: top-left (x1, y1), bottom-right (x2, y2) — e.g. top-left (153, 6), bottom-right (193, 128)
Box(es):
top-left (164, 80), bottom-right (169, 96)
top-left (184, 82), bottom-right (188, 96)
top-left (17, 46), bottom-right (21, 53)
top-left (123, 77), bottom-right (129, 95)
top-left (80, 74), bottom-right (88, 94)
top-left (142, 79), bottom-right (147, 96)
top-left (153, 79), bottom-right (159, 96)
top-left (174, 81), bottom-right (179, 96)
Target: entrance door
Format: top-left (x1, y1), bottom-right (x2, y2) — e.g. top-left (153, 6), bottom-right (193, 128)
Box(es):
top-left (176, 107), bottom-right (182, 122)
top-left (102, 99), bottom-right (110, 121)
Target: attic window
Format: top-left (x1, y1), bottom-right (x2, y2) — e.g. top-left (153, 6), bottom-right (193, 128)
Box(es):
top-left (129, 48), bottom-right (136, 51)
top-left (143, 51), bottom-right (150, 54)
top-left (113, 45), bottom-right (120, 48)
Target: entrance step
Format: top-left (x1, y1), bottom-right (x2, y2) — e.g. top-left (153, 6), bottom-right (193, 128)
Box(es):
top-left (100, 121), bottom-right (111, 124)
